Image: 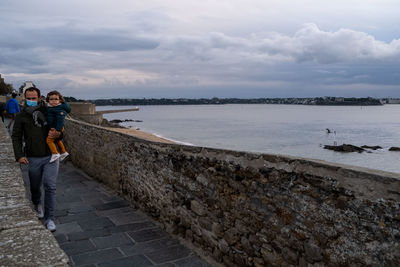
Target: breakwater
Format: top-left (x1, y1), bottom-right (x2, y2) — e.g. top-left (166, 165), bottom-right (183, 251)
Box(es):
top-left (0, 122), bottom-right (69, 266)
top-left (64, 118), bottom-right (400, 266)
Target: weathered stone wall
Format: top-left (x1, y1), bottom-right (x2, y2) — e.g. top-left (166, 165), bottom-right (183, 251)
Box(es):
top-left (64, 118), bottom-right (400, 267)
top-left (0, 122), bottom-right (69, 266)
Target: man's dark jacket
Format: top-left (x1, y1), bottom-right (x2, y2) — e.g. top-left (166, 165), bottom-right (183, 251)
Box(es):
top-left (12, 103), bottom-right (51, 160)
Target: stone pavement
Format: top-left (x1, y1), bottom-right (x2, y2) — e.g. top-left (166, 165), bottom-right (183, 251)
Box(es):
top-left (21, 161), bottom-right (211, 267)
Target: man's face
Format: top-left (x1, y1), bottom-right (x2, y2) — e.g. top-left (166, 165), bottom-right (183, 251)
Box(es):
top-left (25, 90), bottom-right (40, 101)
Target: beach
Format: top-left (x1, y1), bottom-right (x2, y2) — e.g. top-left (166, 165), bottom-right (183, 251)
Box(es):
top-left (105, 126), bottom-right (175, 144)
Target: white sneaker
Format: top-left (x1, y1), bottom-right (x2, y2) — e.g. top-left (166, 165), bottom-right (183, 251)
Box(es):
top-left (34, 204), bottom-right (44, 219)
top-left (46, 220), bottom-right (56, 232)
top-left (60, 152), bottom-right (69, 161)
top-left (50, 153), bottom-right (60, 163)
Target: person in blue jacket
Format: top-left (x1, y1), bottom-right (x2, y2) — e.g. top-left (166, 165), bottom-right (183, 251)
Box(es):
top-left (3, 92), bottom-right (20, 128)
top-left (46, 90), bottom-right (71, 163)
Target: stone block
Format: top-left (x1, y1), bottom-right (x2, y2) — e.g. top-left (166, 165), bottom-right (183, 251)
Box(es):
top-left (93, 200), bottom-right (130, 211)
top-left (128, 228), bottom-right (168, 242)
top-left (60, 239), bottom-right (96, 255)
top-left (0, 227), bottom-right (69, 266)
top-left (91, 233), bottom-right (135, 249)
top-left (98, 254), bottom-right (153, 267)
top-left (71, 248), bottom-right (123, 266)
top-left (78, 217), bottom-right (115, 230)
top-left (67, 228), bottom-right (112, 241)
top-left (57, 211), bottom-right (100, 224)
top-left (56, 221), bottom-right (84, 235)
top-left (107, 210), bottom-right (148, 225)
top-left (120, 237), bottom-right (179, 256)
top-left (110, 221), bottom-right (156, 234)
top-left (0, 206), bottom-right (39, 231)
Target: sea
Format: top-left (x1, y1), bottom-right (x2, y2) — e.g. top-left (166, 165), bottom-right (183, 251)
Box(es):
top-left (96, 104), bottom-right (400, 174)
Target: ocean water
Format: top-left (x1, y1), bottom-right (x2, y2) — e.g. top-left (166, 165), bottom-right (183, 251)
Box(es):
top-left (97, 104), bottom-right (400, 174)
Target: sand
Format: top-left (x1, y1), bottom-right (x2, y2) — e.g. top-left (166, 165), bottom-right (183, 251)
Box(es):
top-left (105, 127), bottom-right (175, 144)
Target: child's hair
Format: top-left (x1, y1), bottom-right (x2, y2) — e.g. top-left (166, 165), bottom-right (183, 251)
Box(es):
top-left (46, 90), bottom-right (65, 103)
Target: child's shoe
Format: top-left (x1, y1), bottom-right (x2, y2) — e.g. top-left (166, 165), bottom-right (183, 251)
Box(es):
top-left (50, 153), bottom-right (60, 163)
top-left (60, 152), bottom-right (69, 161)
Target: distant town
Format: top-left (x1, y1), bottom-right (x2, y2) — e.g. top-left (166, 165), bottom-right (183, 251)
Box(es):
top-left (2, 75), bottom-right (400, 106)
top-left (65, 96), bottom-right (400, 106)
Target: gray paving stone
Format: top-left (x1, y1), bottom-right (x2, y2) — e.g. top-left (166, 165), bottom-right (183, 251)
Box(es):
top-left (67, 228), bottom-right (112, 241)
top-left (108, 211), bottom-right (149, 225)
top-left (102, 195), bottom-right (125, 203)
top-left (57, 194), bottom-right (83, 203)
top-left (78, 217), bottom-right (115, 230)
top-left (91, 233), bottom-right (135, 249)
top-left (98, 254), bottom-right (153, 267)
top-left (120, 237), bottom-right (180, 256)
top-left (58, 211), bottom-right (100, 224)
top-left (54, 233), bottom-right (68, 244)
top-left (174, 256), bottom-right (212, 267)
top-left (93, 200), bottom-right (130, 211)
top-left (69, 204), bottom-right (96, 214)
top-left (110, 221), bottom-right (157, 234)
top-left (71, 248), bottom-right (124, 266)
top-left (60, 239), bottom-right (96, 255)
top-left (145, 245), bottom-right (192, 264)
top-left (56, 221), bottom-right (84, 235)
top-left (95, 207), bottom-right (134, 217)
top-left (57, 201), bottom-right (88, 211)
top-left (127, 228), bottom-right (169, 243)
top-left (55, 209), bottom-right (68, 217)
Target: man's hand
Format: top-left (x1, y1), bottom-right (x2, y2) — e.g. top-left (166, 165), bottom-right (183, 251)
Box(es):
top-left (18, 157), bottom-right (29, 164)
top-left (48, 128), bottom-right (61, 139)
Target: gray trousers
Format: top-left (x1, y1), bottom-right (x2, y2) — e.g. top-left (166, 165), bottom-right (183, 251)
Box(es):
top-left (28, 156), bottom-right (59, 220)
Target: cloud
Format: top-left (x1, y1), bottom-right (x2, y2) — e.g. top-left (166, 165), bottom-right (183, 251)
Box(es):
top-left (0, 25), bottom-right (159, 52)
top-left (157, 24), bottom-right (400, 66)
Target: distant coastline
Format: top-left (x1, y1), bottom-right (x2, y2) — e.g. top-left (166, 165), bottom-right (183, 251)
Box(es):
top-left (65, 96), bottom-right (400, 106)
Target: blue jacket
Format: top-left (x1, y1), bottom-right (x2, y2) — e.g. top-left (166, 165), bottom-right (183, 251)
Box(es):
top-left (47, 102), bottom-right (71, 131)
top-left (4, 98), bottom-right (20, 114)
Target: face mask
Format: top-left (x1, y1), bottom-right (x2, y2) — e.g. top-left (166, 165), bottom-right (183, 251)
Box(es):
top-left (26, 100), bottom-right (38, 107)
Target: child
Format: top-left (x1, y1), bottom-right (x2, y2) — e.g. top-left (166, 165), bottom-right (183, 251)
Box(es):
top-left (46, 90), bottom-right (71, 163)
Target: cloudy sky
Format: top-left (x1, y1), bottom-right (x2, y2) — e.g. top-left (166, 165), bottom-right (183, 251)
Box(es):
top-left (1, 0), bottom-right (400, 99)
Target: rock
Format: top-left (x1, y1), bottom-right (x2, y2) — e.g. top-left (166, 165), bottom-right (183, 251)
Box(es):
top-left (323, 144), bottom-right (364, 153)
top-left (109, 119), bottom-right (123, 123)
top-left (218, 239), bottom-right (230, 254)
top-left (304, 241), bottom-right (323, 263)
top-left (190, 200), bottom-right (207, 216)
top-left (224, 228), bottom-right (240, 245)
top-left (389, 147), bottom-right (400, 151)
top-left (212, 222), bottom-right (224, 238)
top-left (361, 145), bottom-right (382, 150)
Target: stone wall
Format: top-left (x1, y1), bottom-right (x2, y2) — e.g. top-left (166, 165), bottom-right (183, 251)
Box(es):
top-left (0, 122), bottom-right (69, 266)
top-left (64, 118), bottom-right (400, 266)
